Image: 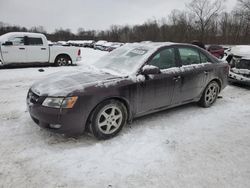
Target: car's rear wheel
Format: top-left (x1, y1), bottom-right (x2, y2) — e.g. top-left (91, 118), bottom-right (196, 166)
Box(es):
top-left (90, 100), bottom-right (127, 140)
top-left (54, 55), bottom-right (70, 66)
top-left (198, 81), bottom-right (220, 108)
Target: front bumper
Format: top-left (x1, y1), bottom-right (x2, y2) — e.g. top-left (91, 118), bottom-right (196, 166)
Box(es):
top-left (229, 71), bottom-right (250, 86)
top-left (27, 91), bottom-right (86, 136)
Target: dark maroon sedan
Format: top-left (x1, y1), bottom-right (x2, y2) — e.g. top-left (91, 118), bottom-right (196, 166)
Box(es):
top-left (27, 43), bottom-right (229, 139)
top-left (207, 45), bottom-right (224, 59)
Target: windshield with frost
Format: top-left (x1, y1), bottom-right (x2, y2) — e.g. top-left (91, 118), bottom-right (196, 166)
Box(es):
top-left (92, 44), bottom-right (155, 75)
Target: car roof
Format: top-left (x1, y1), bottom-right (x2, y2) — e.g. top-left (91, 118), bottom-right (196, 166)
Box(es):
top-left (133, 42), bottom-right (175, 48)
top-left (0, 32), bottom-right (45, 42)
top-left (124, 42), bottom-right (203, 52)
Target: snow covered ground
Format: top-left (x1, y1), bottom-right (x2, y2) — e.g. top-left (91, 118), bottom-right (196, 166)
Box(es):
top-left (0, 48), bottom-right (250, 188)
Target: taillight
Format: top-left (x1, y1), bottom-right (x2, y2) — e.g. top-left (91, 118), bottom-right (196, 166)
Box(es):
top-left (78, 49), bottom-right (81, 56)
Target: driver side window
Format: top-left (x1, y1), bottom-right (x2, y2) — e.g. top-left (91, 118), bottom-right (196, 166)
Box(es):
top-left (148, 48), bottom-right (176, 69)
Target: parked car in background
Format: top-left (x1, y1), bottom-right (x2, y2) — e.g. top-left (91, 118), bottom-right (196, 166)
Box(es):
top-left (47, 40), bottom-right (53, 46)
top-left (226, 45), bottom-right (250, 85)
top-left (191, 40), bottom-right (206, 49)
top-left (68, 40), bottom-right (95, 48)
top-left (27, 42), bottom-right (229, 139)
top-left (94, 40), bottom-right (107, 50)
top-left (103, 42), bottom-right (124, 52)
top-left (84, 40), bottom-right (95, 48)
top-left (207, 45), bottom-right (224, 59)
top-left (0, 32), bottom-right (81, 66)
top-left (223, 46), bottom-right (232, 57)
top-left (55, 41), bottom-right (70, 46)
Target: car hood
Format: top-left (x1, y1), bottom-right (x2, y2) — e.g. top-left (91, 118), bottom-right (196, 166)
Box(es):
top-left (230, 45), bottom-right (250, 58)
top-left (31, 70), bottom-right (121, 97)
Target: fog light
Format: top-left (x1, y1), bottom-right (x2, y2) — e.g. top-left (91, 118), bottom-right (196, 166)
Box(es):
top-left (50, 124), bottom-right (62, 129)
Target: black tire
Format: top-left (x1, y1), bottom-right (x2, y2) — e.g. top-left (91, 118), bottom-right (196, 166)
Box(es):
top-left (54, 55), bottom-right (70, 66)
top-left (198, 81), bottom-right (220, 108)
top-left (89, 100), bottom-right (128, 140)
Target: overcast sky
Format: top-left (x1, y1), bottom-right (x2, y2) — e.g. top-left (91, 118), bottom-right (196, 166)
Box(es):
top-left (0, 0), bottom-right (238, 33)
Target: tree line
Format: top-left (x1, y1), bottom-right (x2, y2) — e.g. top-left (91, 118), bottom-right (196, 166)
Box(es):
top-left (1, 0), bottom-right (250, 45)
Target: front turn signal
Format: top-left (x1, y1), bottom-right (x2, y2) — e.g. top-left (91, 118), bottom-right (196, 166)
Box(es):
top-left (61, 96), bottom-right (78, 109)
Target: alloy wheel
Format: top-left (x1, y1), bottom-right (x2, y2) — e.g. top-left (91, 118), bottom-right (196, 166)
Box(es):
top-left (57, 57), bottom-right (68, 66)
top-left (204, 82), bottom-right (219, 106)
top-left (97, 105), bottom-right (123, 134)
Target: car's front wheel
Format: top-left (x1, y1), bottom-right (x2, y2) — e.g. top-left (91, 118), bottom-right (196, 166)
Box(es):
top-left (198, 81), bottom-right (220, 108)
top-left (90, 100), bottom-right (128, 140)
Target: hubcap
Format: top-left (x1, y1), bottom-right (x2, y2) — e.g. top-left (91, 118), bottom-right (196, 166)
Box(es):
top-left (57, 58), bottom-right (68, 66)
top-left (205, 83), bottom-right (218, 105)
top-left (97, 105), bottom-right (123, 134)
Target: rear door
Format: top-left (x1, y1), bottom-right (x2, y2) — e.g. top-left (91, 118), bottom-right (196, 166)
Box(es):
top-left (172, 46), bottom-right (209, 104)
top-left (1, 35), bottom-right (27, 63)
top-left (26, 36), bottom-right (49, 63)
top-left (136, 47), bottom-right (182, 114)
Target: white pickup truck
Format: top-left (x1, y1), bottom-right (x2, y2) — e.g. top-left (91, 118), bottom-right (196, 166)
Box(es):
top-left (0, 32), bottom-right (81, 66)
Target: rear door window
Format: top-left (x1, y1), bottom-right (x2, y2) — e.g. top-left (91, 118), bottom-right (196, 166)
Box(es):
top-left (178, 47), bottom-right (201, 65)
top-left (28, 37), bottom-right (43, 45)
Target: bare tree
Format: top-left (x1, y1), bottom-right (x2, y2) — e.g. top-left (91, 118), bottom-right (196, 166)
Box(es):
top-left (2, 0), bottom-right (250, 44)
top-left (186, 0), bottom-right (225, 41)
top-left (238, 0), bottom-right (250, 10)
top-left (30, 26), bottom-right (46, 34)
top-left (237, 0), bottom-right (250, 21)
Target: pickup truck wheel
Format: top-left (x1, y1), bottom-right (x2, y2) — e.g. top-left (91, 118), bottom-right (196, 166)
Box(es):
top-left (55, 55), bottom-right (70, 66)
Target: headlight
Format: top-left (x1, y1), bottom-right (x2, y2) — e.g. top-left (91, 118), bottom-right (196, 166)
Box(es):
top-left (42, 96), bottom-right (78, 109)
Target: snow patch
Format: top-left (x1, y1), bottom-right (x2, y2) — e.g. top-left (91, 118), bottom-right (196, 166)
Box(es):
top-left (1, 47), bottom-right (250, 188)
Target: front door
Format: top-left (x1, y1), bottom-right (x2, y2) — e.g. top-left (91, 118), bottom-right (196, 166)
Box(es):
top-left (1, 36), bottom-right (27, 63)
top-left (136, 47), bottom-right (181, 114)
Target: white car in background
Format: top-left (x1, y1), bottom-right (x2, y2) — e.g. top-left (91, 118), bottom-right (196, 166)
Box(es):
top-left (94, 40), bottom-right (107, 50)
top-left (102, 42), bottom-right (124, 52)
top-left (68, 40), bottom-right (95, 48)
top-left (0, 32), bottom-right (81, 66)
top-left (227, 45), bottom-right (250, 85)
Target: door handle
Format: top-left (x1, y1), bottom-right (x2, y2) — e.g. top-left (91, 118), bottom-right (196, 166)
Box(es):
top-left (204, 71), bottom-right (209, 75)
top-left (173, 76), bottom-right (181, 82)
top-left (41, 48), bottom-right (46, 50)
top-left (19, 48), bottom-right (25, 50)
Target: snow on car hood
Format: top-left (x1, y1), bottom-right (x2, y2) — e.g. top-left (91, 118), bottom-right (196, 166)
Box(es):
top-left (230, 45), bottom-right (250, 58)
top-left (31, 70), bottom-right (119, 97)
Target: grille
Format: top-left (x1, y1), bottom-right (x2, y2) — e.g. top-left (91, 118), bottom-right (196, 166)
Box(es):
top-left (236, 59), bottom-right (250, 70)
top-left (27, 90), bottom-right (44, 105)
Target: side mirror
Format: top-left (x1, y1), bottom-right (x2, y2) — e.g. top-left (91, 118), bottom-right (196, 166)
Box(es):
top-left (141, 65), bottom-right (161, 75)
top-left (2, 41), bottom-right (13, 46)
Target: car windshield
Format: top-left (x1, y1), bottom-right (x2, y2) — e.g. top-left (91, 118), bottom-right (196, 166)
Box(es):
top-left (92, 44), bottom-right (156, 75)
